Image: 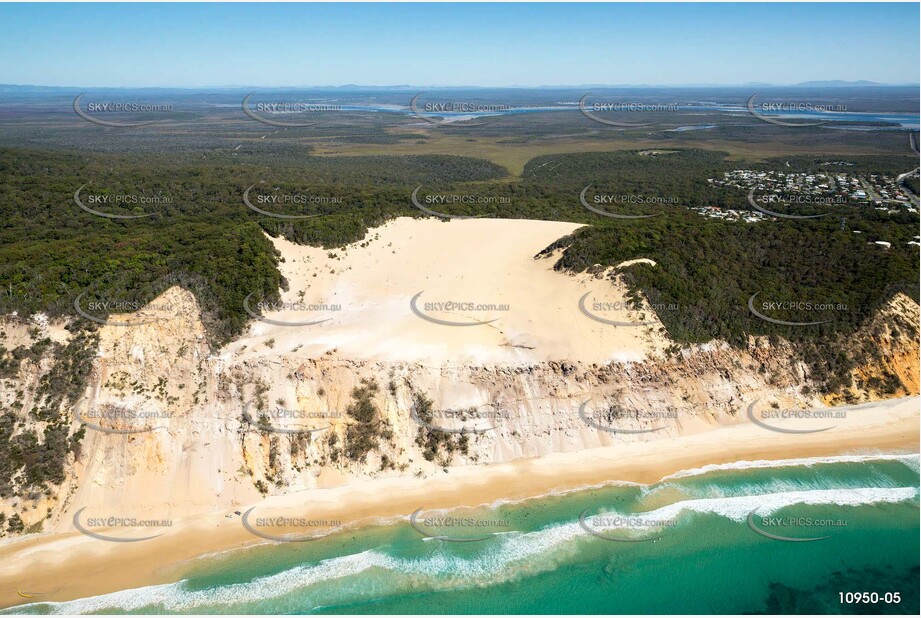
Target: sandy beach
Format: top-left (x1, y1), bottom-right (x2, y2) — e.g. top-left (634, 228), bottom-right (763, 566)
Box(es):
top-left (1, 218), bottom-right (918, 611)
top-left (1, 395), bottom-right (917, 610)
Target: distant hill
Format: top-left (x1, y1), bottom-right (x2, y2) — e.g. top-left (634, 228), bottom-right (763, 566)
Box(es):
top-left (1, 81), bottom-right (918, 93)
top-left (792, 80), bottom-right (889, 88)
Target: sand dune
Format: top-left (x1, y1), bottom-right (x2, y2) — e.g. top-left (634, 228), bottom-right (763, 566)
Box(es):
top-left (229, 217), bottom-right (668, 365)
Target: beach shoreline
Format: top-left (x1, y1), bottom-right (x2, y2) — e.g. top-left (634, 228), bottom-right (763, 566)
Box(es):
top-left (1, 395), bottom-right (918, 611)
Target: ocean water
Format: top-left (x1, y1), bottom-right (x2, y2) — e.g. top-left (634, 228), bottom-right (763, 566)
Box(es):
top-left (347, 104), bottom-right (921, 129)
top-left (259, 104), bottom-right (921, 130)
top-left (8, 454), bottom-right (920, 615)
top-left (667, 125), bottom-right (718, 132)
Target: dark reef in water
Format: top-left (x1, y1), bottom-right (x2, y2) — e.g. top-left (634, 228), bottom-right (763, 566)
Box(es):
top-left (762, 565), bottom-right (920, 615)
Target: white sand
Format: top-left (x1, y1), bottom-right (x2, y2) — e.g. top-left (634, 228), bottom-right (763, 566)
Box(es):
top-left (228, 217), bottom-right (668, 365)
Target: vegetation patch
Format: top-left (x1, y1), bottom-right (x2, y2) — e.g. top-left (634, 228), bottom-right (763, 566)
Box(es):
top-left (413, 393), bottom-right (471, 465)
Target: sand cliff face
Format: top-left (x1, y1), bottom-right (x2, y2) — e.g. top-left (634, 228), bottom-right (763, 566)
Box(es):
top-left (841, 292), bottom-right (920, 403)
top-left (2, 286), bottom-right (916, 534)
top-left (1, 219), bottom-right (918, 535)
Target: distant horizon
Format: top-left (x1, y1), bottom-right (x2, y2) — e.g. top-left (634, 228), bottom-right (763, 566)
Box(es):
top-left (1, 3), bottom-right (917, 88)
top-left (3, 80), bottom-right (919, 91)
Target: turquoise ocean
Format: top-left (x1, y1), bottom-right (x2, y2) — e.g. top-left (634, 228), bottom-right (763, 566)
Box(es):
top-left (7, 453), bottom-right (920, 615)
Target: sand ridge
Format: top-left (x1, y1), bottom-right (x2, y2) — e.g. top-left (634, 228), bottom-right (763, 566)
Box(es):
top-left (228, 217), bottom-right (669, 365)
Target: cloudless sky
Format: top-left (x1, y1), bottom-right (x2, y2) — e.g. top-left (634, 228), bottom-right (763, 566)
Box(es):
top-left (1, 2), bottom-right (918, 87)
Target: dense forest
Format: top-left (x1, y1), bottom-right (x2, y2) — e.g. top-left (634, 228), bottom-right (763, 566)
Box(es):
top-left (1, 146), bottom-right (917, 392)
top-left (0, 149), bottom-right (505, 341)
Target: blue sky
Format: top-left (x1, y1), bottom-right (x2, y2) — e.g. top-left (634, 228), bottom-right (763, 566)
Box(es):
top-left (1, 2), bottom-right (918, 87)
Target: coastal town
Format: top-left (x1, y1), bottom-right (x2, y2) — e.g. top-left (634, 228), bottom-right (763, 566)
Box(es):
top-left (690, 205), bottom-right (773, 222)
top-left (709, 168), bottom-right (920, 211)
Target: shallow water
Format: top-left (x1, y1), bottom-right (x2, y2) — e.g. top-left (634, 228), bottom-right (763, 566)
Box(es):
top-left (9, 454), bottom-right (920, 615)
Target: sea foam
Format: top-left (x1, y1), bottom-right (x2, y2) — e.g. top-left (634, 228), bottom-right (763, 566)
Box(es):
top-left (659, 453), bottom-right (919, 482)
top-left (14, 483), bottom-right (917, 615)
